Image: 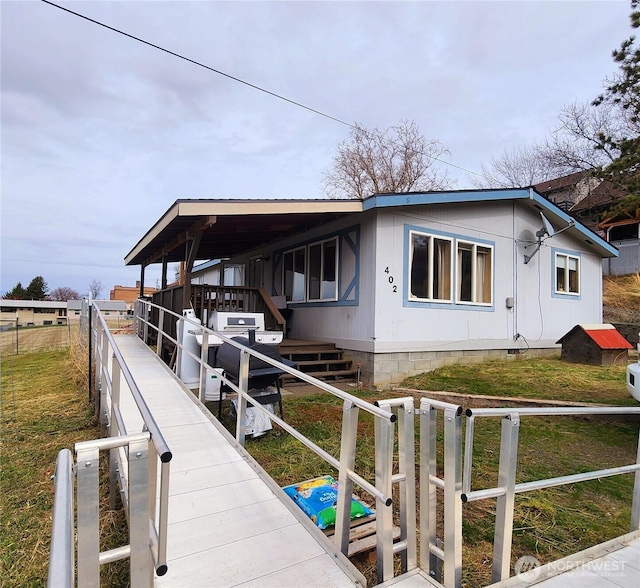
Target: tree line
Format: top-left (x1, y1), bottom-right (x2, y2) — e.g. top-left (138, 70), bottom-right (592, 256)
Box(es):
top-left (2, 276), bottom-right (103, 301)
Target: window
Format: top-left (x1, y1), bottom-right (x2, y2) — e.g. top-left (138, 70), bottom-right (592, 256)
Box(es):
top-left (284, 247), bottom-right (306, 302)
top-left (308, 239), bottom-right (338, 301)
top-left (283, 237), bottom-right (338, 303)
top-left (410, 233), bottom-right (452, 301)
top-left (223, 264), bottom-right (245, 286)
top-left (457, 242), bottom-right (492, 304)
top-left (555, 252), bottom-right (579, 295)
top-left (409, 229), bottom-right (493, 306)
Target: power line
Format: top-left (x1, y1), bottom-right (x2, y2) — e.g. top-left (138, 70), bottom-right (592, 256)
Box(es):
top-left (41, 0), bottom-right (485, 178)
top-left (40, 0), bottom-right (352, 127)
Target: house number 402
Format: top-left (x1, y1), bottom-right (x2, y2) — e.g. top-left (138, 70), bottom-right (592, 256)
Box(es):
top-left (384, 267), bottom-right (397, 293)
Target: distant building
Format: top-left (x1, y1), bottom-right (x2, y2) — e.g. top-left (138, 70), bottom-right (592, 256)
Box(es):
top-left (0, 300), bottom-right (68, 326)
top-left (110, 282), bottom-right (157, 311)
top-left (67, 300), bottom-right (128, 321)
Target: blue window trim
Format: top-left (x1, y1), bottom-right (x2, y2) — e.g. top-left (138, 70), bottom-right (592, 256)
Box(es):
top-left (403, 223), bottom-right (495, 311)
top-left (551, 247), bottom-right (581, 300)
top-left (274, 225), bottom-right (360, 308)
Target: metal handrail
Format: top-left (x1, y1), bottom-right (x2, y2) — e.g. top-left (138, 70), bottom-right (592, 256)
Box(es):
top-left (48, 449), bottom-right (75, 588)
top-left (93, 306), bottom-right (173, 462)
top-left (134, 298), bottom-right (399, 573)
top-left (462, 405), bottom-right (640, 584)
top-left (90, 303), bottom-right (172, 579)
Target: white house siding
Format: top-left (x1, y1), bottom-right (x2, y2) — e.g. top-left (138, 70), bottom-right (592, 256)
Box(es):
top-left (223, 201), bottom-right (605, 387)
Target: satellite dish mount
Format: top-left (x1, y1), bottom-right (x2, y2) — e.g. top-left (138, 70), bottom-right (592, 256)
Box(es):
top-left (523, 212), bottom-right (575, 264)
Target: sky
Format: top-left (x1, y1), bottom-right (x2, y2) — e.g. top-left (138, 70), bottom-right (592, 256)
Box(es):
top-left (0, 0), bottom-right (633, 297)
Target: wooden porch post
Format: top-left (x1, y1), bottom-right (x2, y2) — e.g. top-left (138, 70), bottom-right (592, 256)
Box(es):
top-left (182, 230), bottom-right (203, 310)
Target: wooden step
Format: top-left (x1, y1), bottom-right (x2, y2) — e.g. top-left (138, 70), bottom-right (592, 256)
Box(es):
top-left (293, 359), bottom-right (353, 368)
top-left (281, 368), bottom-right (358, 382)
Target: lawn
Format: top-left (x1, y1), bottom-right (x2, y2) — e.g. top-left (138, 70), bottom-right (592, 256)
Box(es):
top-left (229, 356), bottom-right (638, 586)
top-left (2, 344), bottom-right (637, 587)
top-left (0, 347), bottom-right (127, 588)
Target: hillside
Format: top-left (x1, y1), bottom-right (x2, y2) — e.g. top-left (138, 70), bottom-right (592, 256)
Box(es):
top-left (603, 273), bottom-right (640, 325)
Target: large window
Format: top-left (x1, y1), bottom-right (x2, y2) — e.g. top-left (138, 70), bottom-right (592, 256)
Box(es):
top-left (555, 252), bottom-right (580, 295)
top-left (409, 230), bottom-right (493, 306)
top-left (283, 237), bottom-right (338, 303)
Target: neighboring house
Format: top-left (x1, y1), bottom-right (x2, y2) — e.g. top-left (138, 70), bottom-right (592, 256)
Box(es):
top-left (536, 172), bottom-right (639, 276)
top-left (191, 259), bottom-right (249, 287)
top-left (110, 282), bottom-right (158, 311)
top-left (535, 171), bottom-right (601, 216)
top-left (600, 212), bottom-right (640, 276)
top-left (67, 300), bottom-right (129, 321)
top-left (0, 300), bottom-right (68, 326)
top-left (125, 189), bottom-right (618, 387)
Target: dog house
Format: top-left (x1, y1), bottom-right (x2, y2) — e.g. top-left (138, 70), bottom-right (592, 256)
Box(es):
top-left (557, 324), bottom-right (632, 366)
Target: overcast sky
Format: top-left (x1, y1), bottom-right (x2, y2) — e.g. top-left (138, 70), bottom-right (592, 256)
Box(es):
top-left (0, 0), bottom-right (632, 296)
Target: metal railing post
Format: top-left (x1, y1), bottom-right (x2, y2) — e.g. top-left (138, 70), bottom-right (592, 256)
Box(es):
top-left (175, 317), bottom-right (184, 379)
top-left (491, 412), bottom-right (520, 583)
top-left (420, 401), bottom-right (440, 579)
top-left (443, 406), bottom-right (463, 588)
top-left (631, 425), bottom-right (640, 531)
top-left (109, 357), bottom-right (121, 510)
top-left (235, 349), bottom-right (250, 446)
top-left (76, 445), bottom-right (100, 588)
top-left (157, 308), bottom-right (165, 357)
top-left (128, 436), bottom-right (152, 586)
top-left (199, 331), bottom-right (210, 403)
top-left (374, 408), bottom-right (395, 584)
top-left (397, 401), bottom-right (418, 573)
top-left (335, 399), bottom-right (359, 555)
top-left (48, 449), bottom-right (75, 588)
top-left (377, 397), bottom-right (418, 574)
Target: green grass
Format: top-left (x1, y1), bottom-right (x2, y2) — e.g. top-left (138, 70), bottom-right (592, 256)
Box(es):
top-left (401, 355), bottom-right (636, 406)
top-left (3, 345), bottom-right (637, 587)
top-left (0, 348), bottom-right (127, 587)
top-left (224, 358), bottom-right (639, 587)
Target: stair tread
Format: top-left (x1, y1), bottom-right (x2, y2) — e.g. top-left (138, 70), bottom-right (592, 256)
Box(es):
top-left (293, 359), bottom-right (352, 366)
top-left (282, 369), bottom-right (358, 380)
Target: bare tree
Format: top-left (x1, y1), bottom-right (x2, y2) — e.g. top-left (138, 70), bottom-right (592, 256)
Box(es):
top-left (542, 102), bottom-right (625, 173)
top-left (470, 145), bottom-right (556, 188)
top-left (88, 278), bottom-right (103, 299)
top-left (323, 121), bottom-right (453, 199)
top-left (49, 286), bottom-right (80, 301)
top-left (471, 101), bottom-right (629, 189)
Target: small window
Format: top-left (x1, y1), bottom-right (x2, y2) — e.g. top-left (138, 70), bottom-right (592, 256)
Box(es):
top-left (284, 247), bottom-right (306, 302)
top-left (555, 252), bottom-right (580, 295)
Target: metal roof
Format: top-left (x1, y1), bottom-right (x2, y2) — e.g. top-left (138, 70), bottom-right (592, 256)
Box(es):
top-left (124, 189), bottom-right (618, 269)
top-left (124, 199), bottom-right (362, 267)
top-left (557, 324), bottom-right (633, 350)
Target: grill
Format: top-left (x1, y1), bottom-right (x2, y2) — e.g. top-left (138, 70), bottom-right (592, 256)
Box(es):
top-left (207, 311), bottom-right (283, 345)
top-left (215, 333), bottom-right (295, 420)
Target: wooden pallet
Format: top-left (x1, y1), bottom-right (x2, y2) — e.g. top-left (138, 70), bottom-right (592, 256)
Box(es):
top-left (323, 515), bottom-right (401, 558)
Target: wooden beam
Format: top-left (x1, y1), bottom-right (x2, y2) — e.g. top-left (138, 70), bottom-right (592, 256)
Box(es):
top-left (141, 216), bottom-right (216, 267)
top-left (182, 221), bottom-right (208, 310)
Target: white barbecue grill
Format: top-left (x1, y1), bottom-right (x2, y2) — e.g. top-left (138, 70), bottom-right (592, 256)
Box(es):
top-left (195, 311), bottom-right (284, 347)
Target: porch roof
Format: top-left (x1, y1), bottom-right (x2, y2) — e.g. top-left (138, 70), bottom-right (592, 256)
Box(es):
top-left (125, 189), bottom-right (618, 269)
top-left (124, 199), bottom-right (362, 266)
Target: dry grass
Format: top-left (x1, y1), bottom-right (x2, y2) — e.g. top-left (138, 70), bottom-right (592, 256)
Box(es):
top-left (0, 335), bottom-right (127, 587)
top-left (603, 273), bottom-right (640, 310)
top-left (603, 273), bottom-right (640, 324)
top-left (229, 369), bottom-right (638, 587)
